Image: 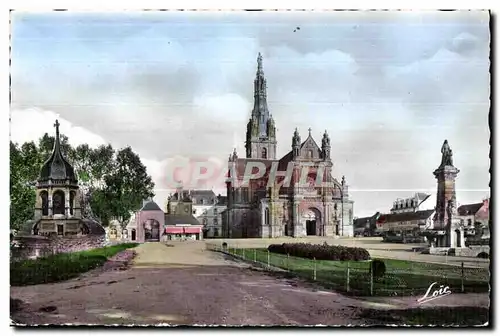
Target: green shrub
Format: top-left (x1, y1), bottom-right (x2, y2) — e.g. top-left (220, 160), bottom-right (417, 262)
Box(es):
top-left (268, 243), bottom-right (370, 261)
top-left (10, 243), bottom-right (138, 286)
top-left (370, 259), bottom-right (386, 278)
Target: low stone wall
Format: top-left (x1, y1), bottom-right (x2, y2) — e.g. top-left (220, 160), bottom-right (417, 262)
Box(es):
top-left (10, 235), bottom-right (108, 262)
top-left (427, 245), bottom-right (490, 258)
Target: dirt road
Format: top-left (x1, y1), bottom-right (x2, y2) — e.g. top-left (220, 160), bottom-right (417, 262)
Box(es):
top-left (10, 242), bottom-right (489, 326)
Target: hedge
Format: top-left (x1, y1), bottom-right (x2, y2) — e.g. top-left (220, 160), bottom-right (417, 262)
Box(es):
top-left (268, 243), bottom-right (371, 261)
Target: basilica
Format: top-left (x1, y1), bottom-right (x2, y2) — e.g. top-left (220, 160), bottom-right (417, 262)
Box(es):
top-left (221, 54), bottom-right (354, 238)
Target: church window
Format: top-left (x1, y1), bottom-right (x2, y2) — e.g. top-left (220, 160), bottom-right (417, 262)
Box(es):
top-left (262, 148), bottom-right (267, 159)
top-left (265, 207), bottom-right (270, 225)
top-left (308, 150), bottom-right (313, 158)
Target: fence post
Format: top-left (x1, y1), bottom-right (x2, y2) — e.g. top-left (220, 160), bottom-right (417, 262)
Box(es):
top-left (254, 249), bottom-right (257, 263)
top-left (313, 257), bottom-right (317, 280)
top-left (267, 250), bottom-right (270, 267)
top-left (370, 260), bottom-right (374, 296)
top-left (346, 261), bottom-right (350, 292)
top-left (461, 262), bottom-right (465, 293)
top-left (287, 253), bottom-right (290, 270)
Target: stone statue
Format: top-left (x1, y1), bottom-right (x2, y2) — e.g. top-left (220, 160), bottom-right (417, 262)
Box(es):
top-left (446, 198), bottom-right (457, 221)
top-left (322, 131), bottom-right (330, 147)
top-left (441, 140), bottom-right (453, 166)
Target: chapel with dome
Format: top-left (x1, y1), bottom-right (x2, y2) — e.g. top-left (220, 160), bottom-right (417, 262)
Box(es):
top-left (30, 120), bottom-right (104, 236)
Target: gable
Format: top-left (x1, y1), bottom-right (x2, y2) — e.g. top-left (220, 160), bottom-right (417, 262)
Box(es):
top-left (299, 136), bottom-right (322, 160)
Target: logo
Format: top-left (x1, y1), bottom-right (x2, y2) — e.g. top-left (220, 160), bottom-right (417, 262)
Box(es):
top-left (417, 282), bottom-right (452, 304)
top-left (161, 155), bottom-right (340, 191)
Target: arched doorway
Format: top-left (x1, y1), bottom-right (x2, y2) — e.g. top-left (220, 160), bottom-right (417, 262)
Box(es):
top-left (143, 219), bottom-right (160, 241)
top-left (303, 208), bottom-right (322, 236)
top-left (131, 229), bottom-right (136, 241)
top-left (40, 191), bottom-right (49, 216)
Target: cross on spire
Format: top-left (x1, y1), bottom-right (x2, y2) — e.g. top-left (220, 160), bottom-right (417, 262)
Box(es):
top-left (54, 119), bottom-right (60, 138)
top-left (308, 127), bottom-right (312, 136)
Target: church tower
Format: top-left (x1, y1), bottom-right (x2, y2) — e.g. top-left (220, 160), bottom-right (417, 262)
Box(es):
top-left (245, 53), bottom-right (277, 160)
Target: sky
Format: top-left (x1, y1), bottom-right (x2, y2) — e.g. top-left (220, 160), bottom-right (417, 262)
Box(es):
top-left (10, 10), bottom-right (491, 217)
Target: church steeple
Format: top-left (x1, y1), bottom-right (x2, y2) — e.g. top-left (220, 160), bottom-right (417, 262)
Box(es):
top-left (245, 53), bottom-right (277, 160)
top-left (251, 52), bottom-right (270, 135)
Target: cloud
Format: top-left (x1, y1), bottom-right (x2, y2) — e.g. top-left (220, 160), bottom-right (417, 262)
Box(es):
top-left (10, 11), bottom-right (491, 216)
top-left (10, 108), bottom-right (107, 148)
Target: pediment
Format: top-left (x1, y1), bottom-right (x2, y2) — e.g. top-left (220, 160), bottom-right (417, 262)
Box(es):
top-left (299, 136), bottom-right (321, 160)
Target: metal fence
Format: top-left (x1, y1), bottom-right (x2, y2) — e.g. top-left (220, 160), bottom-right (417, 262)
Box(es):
top-left (206, 243), bottom-right (490, 297)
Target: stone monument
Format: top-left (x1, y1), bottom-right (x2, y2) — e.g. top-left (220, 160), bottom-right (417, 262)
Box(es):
top-left (423, 140), bottom-right (465, 254)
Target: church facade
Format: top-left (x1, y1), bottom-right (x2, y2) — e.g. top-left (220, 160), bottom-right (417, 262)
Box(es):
top-left (222, 54), bottom-right (354, 238)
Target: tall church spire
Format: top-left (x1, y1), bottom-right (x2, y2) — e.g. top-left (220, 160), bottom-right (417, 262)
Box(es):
top-left (252, 52), bottom-right (270, 134)
top-left (245, 53), bottom-right (277, 160)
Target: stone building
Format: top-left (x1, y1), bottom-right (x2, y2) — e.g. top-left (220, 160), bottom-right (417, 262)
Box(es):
top-left (375, 192), bottom-right (434, 243)
top-left (222, 54), bottom-right (354, 238)
top-left (30, 120), bottom-right (104, 236)
top-left (125, 197), bottom-right (203, 242)
top-left (457, 198), bottom-right (490, 243)
top-left (184, 190), bottom-right (226, 238)
top-left (353, 212), bottom-right (381, 237)
top-left (377, 209), bottom-right (435, 243)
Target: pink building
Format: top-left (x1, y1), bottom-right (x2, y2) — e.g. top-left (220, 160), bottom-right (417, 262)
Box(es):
top-left (127, 200), bottom-right (203, 242)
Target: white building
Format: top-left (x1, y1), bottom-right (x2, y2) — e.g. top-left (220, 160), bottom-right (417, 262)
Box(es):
top-left (165, 190), bottom-right (227, 238)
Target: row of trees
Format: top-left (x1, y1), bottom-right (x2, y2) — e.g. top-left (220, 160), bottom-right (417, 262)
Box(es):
top-left (10, 133), bottom-right (155, 230)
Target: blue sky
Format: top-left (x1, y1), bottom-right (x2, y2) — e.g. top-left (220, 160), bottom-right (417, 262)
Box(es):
top-left (10, 11), bottom-right (491, 216)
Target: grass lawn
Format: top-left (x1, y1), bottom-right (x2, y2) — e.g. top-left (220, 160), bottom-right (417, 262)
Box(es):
top-left (229, 248), bottom-right (490, 296)
top-left (359, 306), bottom-right (490, 326)
top-left (10, 243), bottom-right (138, 286)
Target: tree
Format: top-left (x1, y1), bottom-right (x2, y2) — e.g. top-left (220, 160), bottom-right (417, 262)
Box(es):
top-left (101, 147), bottom-right (155, 227)
top-left (38, 132), bottom-right (72, 160)
top-left (10, 141), bottom-right (39, 230)
top-left (10, 134), bottom-right (155, 230)
top-left (69, 143), bottom-right (115, 222)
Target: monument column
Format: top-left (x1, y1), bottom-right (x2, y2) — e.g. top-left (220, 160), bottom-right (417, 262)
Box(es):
top-left (432, 140), bottom-right (460, 249)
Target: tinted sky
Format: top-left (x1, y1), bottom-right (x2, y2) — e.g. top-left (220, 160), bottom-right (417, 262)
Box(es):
top-left (10, 10), bottom-right (491, 216)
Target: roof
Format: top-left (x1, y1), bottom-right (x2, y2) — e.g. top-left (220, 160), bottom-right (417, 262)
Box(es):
top-left (458, 203), bottom-right (483, 216)
top-left (164, 214), bottom-right (201, 226)
top-left (377, 209), bottom-right (435, 224)
top-left (354, 216), bottom-right (373, 228)
top-left (217, 195), bottom-right (228, 205)
top-left (353, 212), bottom-right (381, 229)
top-left (171, 191), bottom-right (192, 202)
top-left (140, 200), bottom-right (163, 212)
top-left (189, 190), bottom-right (216, 198)
top-left (38, 120), bottom-right (78, 184)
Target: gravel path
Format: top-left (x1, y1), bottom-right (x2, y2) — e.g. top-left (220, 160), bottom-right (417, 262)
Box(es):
top-left (10, 242), bottom-right (489, 326)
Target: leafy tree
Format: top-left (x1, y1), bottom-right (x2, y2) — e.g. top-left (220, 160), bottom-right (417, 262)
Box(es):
top-left (101, 147), bottom-right (155, 227)
top-left (10, 141), bottom-right (39, 230)
top-left (10, 134), bottom-right (155, 230)
top-left (38, 133), bottom-right (72, 160)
